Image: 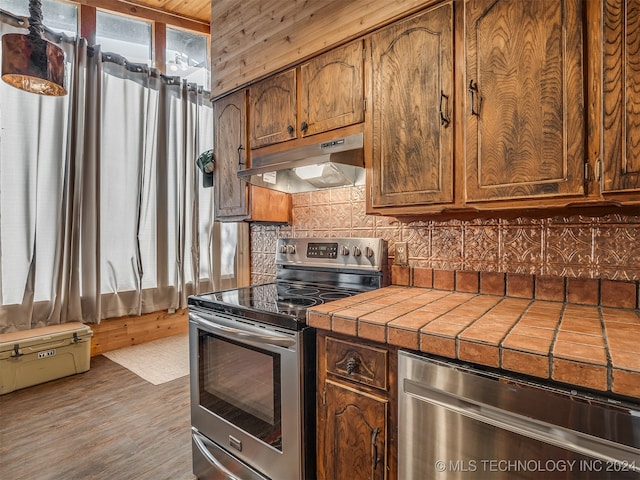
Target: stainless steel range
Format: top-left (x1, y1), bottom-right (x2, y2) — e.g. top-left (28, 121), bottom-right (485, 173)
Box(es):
top-left (188, 237), bottom-right (388, 480)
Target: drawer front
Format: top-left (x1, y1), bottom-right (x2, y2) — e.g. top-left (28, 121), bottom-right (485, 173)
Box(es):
top-left (325, 336), bottom-right (388, 390)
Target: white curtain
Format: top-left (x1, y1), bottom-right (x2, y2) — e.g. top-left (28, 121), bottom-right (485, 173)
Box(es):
top-left (0, 12), bottom-right (218, 333)
top-left (0, 15), bottom-right (98, 331)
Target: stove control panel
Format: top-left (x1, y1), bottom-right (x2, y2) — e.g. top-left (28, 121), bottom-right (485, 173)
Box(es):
top-left (276, 237), bottom-right (388, 271)
top-left (307, 242), bottom-right (338, 259)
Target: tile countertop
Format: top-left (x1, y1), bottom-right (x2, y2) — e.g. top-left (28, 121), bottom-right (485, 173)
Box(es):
top-left (307, 285), bottom-right (640, 401)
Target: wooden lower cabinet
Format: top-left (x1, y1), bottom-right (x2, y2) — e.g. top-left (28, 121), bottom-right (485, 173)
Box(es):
top-left (322, 381), bottom-right (388, 480)
top-left (316, 331), bottom-right (397, 480)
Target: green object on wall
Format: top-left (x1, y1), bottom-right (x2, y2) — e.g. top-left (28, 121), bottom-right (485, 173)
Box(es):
top-left (196, 149), bottom-right (214, 187)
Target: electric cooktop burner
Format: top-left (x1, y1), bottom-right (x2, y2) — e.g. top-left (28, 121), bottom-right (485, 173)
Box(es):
top-left (188, 281), bottom-right (364, 330)
top-left (188, 237), bottom-right (389, 331)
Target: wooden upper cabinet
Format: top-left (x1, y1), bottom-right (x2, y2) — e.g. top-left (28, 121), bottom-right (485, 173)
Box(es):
top-left (249, 68), bottom-right (297, 149)
top-left (213, 90), bottom-right (248, 220)
top-left (213, 90), bottom-right (292, 222)
top-left (370, 3), bottom-right (454, 208)
top-left (602, 0), bottom-right (640, 193)
top-left (464, 0), bottom-right (585, 203)
top-left (299, 41), bottom-right (365, 137)
top-left (250, 43), bottom-right (365, 150)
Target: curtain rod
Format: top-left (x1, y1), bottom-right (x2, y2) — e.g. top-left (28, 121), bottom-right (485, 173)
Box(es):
top-left (96, 50), bottom-right (209, 94)
top-left (0, 8), bottom-right (27, 27)
top-left (0, 10), bottom-right (210, 95)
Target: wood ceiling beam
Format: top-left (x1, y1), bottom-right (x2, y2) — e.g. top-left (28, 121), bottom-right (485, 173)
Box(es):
top-left (71, 0), bottom-right (210, 34)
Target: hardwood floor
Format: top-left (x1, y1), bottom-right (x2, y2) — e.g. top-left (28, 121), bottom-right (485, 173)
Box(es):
top-left (0, 355), bottom-right (195, 480)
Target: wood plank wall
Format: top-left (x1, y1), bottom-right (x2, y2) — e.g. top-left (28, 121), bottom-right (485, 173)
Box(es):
top-left (211, 0), bottom-right (435, 98)
top-left (89, 309), bottom-right (188, 356)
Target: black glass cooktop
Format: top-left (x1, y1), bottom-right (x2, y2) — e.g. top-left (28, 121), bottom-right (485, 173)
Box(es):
top-left (188, 281), bottom-right (365, 331)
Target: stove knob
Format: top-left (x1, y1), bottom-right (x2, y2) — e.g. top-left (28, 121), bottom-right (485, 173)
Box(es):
top-left (279, 245), bottom-right (288, 254)
top-left (365, 246), bottom-right (375, 258)
top-left (341, 245), bottom-right (350, 256)
top-left (352, 246), bottom-right (361, 257)
top-left (287, 245), bottom-right (296, 254)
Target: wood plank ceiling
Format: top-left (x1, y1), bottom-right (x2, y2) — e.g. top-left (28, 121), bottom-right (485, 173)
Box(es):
top-left (123, 0), bottom-right (210, 23)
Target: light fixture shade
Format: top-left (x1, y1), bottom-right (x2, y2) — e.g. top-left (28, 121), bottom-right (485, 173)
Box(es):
top-left (2, 33), bottom-right (67, 96)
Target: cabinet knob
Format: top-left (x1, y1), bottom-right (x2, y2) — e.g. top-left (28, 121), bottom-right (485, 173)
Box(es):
top-left (345, 357), bottom-right (358, 374)
top-left (287, 125), bottom-right (294, 136)
top-left (301, 121), bottom-right (309, 133)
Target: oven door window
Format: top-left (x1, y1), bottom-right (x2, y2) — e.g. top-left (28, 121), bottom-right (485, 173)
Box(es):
top-left (198, 331), bottom-right (282, 451)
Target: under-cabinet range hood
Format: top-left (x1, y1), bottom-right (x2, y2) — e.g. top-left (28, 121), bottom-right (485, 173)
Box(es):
top-left (237, 133), bottom-right (365, 193)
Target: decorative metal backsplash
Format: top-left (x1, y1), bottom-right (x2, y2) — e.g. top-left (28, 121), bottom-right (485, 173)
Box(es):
top-left (251, 186), bottom-right (640, 283)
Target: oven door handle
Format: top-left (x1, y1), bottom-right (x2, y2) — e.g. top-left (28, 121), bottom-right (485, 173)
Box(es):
top-left (190, 313), bottom-right (296, 348)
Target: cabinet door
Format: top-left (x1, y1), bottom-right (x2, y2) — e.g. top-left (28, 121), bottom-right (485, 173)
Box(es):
top-left (321, 381), bottom-right (388, 480)
top-left (602, 0), bottom-right (640, 193)
top-left (300, 41), bottom-right (364, 137)
top-left (213, 90), bottom-right (248, 220)
top-left (465, 0), bottom-right (585, 202)
top-left (370, 3), bottom-right (454, 208)
top-left (249, 68), bottom-right (297, 148)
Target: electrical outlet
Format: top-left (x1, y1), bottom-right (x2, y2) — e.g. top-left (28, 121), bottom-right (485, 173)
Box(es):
top-left (395, 242), bottom-right (408, 265)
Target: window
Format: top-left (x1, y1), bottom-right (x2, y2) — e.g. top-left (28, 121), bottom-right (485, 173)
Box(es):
top-left (99, 74), bottom-right (159, 296)
top-left (0, 1), bottom-right (232, 332)
top-left (96, 10), bottom-right (151, 64)
top-left (220, 224), bottom-right (238, 278)
top-left (0, 84), bottom-right (71, 305)
top-left (166, 27), bottom-right (209, 86)
top-left (2, 0), bottom-right (77, 36)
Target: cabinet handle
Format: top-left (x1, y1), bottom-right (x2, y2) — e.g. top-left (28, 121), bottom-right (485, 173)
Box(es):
top-left (371, 427), bottom-right (381, 471)
top-left (287, 125), bottom-right (295, 136)
top-left (468, 80), bottom-right (481, 117)
top-left (439, 91), bottom-right (451, 127)
top-left (345, 357), bottom-right (358, 375)
top-left (300, 121), bottom-right (309, 133)
top-left (237, 145), bottom-right (245, 166)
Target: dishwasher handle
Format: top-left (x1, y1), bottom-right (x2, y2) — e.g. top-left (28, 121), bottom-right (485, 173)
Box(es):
top-left (404, 378), bottom-right (640, 473)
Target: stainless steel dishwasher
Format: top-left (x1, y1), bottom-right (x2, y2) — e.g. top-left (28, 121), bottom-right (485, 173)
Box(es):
top-left (399, 350), bottom-right (640, 479)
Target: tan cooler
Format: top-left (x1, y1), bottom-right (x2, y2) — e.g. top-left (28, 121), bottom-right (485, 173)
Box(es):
top-left (0, 322), bottom-right (92, 395)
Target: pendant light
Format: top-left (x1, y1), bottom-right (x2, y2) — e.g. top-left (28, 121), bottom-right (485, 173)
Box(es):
top-left (1, 0), bottom-right (67, 96)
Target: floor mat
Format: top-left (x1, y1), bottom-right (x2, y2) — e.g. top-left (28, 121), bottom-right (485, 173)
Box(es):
top-left (103, 334), bottom-right (189, 385)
